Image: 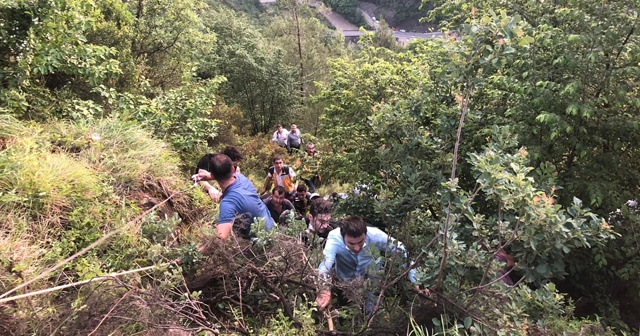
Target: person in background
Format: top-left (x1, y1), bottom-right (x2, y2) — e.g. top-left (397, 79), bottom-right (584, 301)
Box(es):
top-left (262, 156), bottom-right (297, 200)
top-left (195, 154), bottom-right (273, 239)
top-left (263, 186), bottom-right (295, 225)
top-left (222, 145), bottom-right (243, 175)
top-left (286, 123), bottom-right (303, 154)
top-left (296, 143), bottom-right (321, 193)
top-left (271, 124), bottom-right (289, 148)
top-left (294, 184), bottom-right (313, 221)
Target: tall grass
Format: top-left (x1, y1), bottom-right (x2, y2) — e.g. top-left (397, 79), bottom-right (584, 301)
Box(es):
top-left (47, 117), bottom-right (182, 192)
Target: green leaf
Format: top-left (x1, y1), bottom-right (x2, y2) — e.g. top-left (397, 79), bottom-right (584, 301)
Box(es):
top-left (464, 316), bottom-right (473, 329)
top-left (536, 263), bottom-right (549, 274)
top-left (518, 36), bottom-right (534, 46)
top-left (567, 34), bottom-right (581, 43)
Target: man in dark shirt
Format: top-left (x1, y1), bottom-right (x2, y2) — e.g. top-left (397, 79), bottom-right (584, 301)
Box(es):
top-left (293, 184), bottom-right (312, 219)
top-left (263, 186), bottom-right (295, 225)
top-left (308, 198), bottom-right (337, 239)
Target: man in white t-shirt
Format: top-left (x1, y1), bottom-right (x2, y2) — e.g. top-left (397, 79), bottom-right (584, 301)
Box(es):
top-left (271, 124), bottom-right (289, 148)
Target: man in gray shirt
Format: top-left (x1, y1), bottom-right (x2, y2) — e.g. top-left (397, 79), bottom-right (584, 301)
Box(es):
top-left (287, 123), bottom-right (303, 154)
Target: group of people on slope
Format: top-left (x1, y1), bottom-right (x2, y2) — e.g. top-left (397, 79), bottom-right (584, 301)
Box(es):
top-left (272, 123), bottom-right (303, 154)
top-left (192, 128), bottom-right (427, 315)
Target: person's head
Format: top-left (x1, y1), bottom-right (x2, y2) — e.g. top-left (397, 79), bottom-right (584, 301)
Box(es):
top-left (296, 184), bottom-right (308, 199)
top-left (276, 124), bottom-right (283, 132)
top-left (272, 186), bottom-right (287, 206)
top-left (290, 124), bottom-right (297, 133)
top-left (222, 146), bottom-right (243, 171)
top-left (208, 154), bottom-right (234, 181)
top-left (305, 143), bottom-right (316, 155)
top-left (194, 153), bottom-right (215, 174)
top-left (272, 155), bottom-right (284, 171)
top-left (340, 216), bottom-right (367, 253)
top-left (310, 198), bottom-right (333, 234)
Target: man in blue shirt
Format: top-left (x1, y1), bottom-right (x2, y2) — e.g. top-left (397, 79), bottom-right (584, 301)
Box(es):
top-left (193, 147), bottom-right (248, 202)
top-left (315, 216), bottom-right (420, 313)
top-left (195, 154), bottom-right (273, 239)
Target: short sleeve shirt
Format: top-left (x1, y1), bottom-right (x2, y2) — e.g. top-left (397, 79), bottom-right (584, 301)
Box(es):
top-left (219, 176), bottom-right (274, 232)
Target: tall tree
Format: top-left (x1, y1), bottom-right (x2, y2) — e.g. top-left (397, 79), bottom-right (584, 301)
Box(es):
top-left (199, 6), bottom-right (299, 134)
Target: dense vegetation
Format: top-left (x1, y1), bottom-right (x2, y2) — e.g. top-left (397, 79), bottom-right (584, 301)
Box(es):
top-left (1, 0), bottom-right (638, 334)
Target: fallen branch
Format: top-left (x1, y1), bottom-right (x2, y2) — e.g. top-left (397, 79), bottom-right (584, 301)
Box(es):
top-left (0, 265), bottom-right (159, 304)
top-left (0, 185), bottom-right (193, 299)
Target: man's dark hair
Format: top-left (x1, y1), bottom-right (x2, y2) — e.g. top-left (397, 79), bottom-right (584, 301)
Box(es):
top-left (310, 198), bottom-right (332, 217)
top-left (272, 186), bottom-right (286, 195)
top-left (340, 216), bottom-right (367, 238)
top-left (272, 155), bottom-right (283, 163)
top-left (276, 124), bottom-right (282, 128)
top-left (296, 184), bottom-right (307, 192)
top-left (210, 154), bottom-right (234, 180)
top-left (194, 153), bottom-right (214, 174)
top-left (222, 146), bottom-right (243, 162)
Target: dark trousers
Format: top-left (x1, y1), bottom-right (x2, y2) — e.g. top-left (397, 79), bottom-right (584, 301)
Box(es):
top-left (288, 144), bottom-right (300, 154)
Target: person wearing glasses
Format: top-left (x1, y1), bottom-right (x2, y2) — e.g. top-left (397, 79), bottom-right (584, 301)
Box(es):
top-left (315, 216), bottom-right (422, 314)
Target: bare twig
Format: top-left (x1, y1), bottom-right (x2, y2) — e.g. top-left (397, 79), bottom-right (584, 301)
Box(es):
top-left (88, 290), bottom-right (133, 336)
top-left (435, 91), bottom-right (471, 289)
top-left (366, 251), bottom-right (427, 328)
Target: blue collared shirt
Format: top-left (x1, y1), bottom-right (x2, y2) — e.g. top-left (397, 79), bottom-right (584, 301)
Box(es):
top-left (318, 227), bottom-right (417, 285)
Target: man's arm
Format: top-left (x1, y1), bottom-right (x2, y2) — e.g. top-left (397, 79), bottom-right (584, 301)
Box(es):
top-left (284, 199), bottom-right (295, 211)
top-left (216, 223), bottom-right (233, 239)
top-left (368, 228), bottom-right (418, 283)
top-left (216, 200), bottom-right (237, 240)
top-left (316, 232), bottom-right (340, 311)
top-left (271, 131), bottom-right (278, 142)
top-left (262, 176), bottom-right (272, 194)
top-left (289, 167), bottom-right (298, 190)
top-left (194, 169), bottom-right (222, 202)
top-left (199, 181), bottom-right (221, 202)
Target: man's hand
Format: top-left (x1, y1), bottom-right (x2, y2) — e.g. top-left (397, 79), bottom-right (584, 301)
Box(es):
top-left (315, 290), bottom-right (331, 311)
top-left (206, 186), bottom-right (221, 202)
top-left (197, 169), bottom-right (213, 181)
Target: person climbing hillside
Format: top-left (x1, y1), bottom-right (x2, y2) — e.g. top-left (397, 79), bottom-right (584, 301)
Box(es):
top-left (195, 154), bottom-right (273, 239)
top-left (272, 124), bottom-right (289, 148)
top-left (262, 155), bottom-right (297, 201)
top-left (193, 146), bottom-right (246, 202)
top-left (263, 186), bottom-right (295, 225)
top-left (294, 143), bottom-right (321, 193)
top-left (287, 123), bottom-right (303, 154)
top-left (315, 216), bottom-right (424, 315)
